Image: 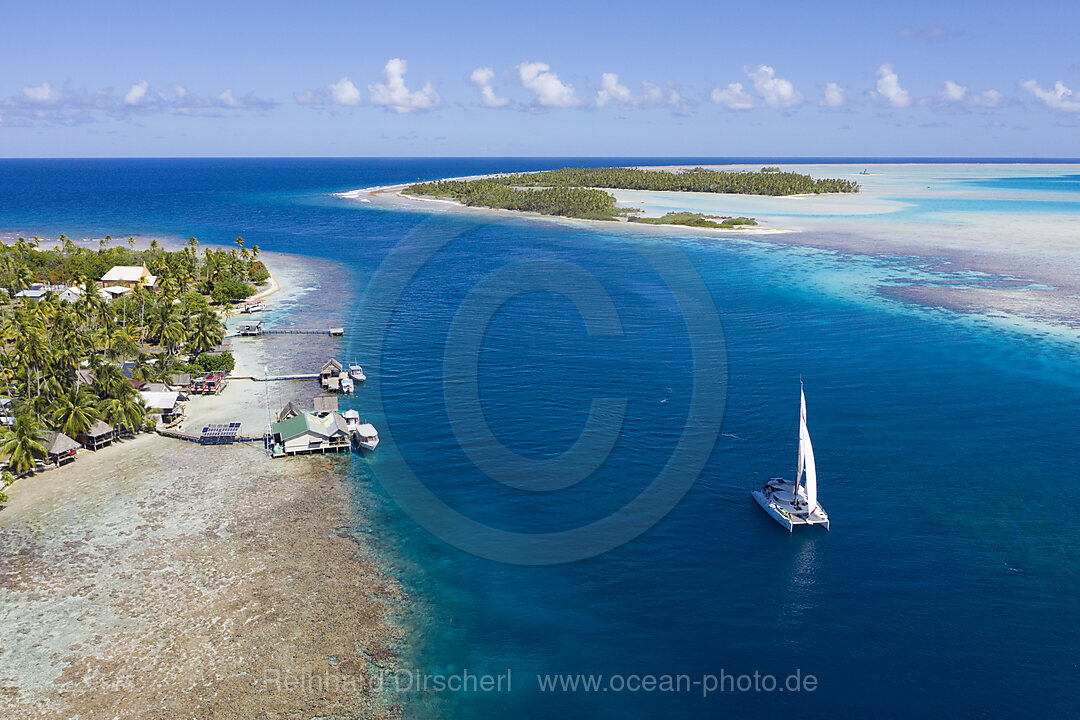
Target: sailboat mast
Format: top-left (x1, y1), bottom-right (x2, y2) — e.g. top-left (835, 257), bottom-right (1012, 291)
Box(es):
top-left (793, 380), bottom-right (804, 504)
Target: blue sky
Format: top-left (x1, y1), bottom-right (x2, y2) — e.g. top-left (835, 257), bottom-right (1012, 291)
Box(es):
top-left (1, 0), bottom-right (1078, 157)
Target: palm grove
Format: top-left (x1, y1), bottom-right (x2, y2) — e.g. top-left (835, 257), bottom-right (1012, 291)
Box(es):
top-left (0, 235), bottom-right (267, 474)
top-left (404, 166), bottom-right (860, 222)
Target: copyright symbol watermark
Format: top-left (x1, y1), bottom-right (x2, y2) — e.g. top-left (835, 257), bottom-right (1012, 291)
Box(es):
top-left (358, 216), bottom-right (727, 565)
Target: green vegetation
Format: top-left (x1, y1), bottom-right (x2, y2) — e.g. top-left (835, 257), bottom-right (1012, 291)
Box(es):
top-left (1, 413), bottom-right (47, 473)
top-left (404, 166), bottom-right (857, 222)
top-left (0, 235), bottom-right (265, 476)
top-left (188, 351), bottom-right (236, 373)
top-left (628, 212), bottom-right (758, 229)
top-left (405, 179), bottom-right (623, 220)
top-left (0, 470), bottom-right (12, 504)
top-left (249, 260), bottom-right (270, 284)
top-left (492, 166), bottom-right (859, 196)
top-left (211, 278), bottom-right (256, 304)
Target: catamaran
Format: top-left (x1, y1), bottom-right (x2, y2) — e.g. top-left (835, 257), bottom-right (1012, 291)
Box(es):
top-left (752, 383), bottom-right (830, 531)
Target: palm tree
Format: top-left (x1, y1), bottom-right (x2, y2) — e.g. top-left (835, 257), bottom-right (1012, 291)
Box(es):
top-left (12, 264), bottom-right (34, 295)
top-left (13, 320), bottom-right (49, 398)
top-left (234, 236), bottom-right (245, 250)
top-left (128, 236), bottom-right (136, 251)
top-left (107, 328), bottom-right (140, 361)
top-left (186, 309), bottom-right (223, 359)
top-left (161, 318), bottom-right (186, 354)
top-left (98, 393), bottom-right (146, 436)
top-left (92, 362), bottom-right (130, 400)
top-left (51, 385), bottom-right (100, 438)
top-left (1, 412), bottom-right (46, 473)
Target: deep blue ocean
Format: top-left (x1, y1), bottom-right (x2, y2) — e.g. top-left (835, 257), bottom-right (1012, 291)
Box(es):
top-left (1, 158), bottom-right (1078, 718)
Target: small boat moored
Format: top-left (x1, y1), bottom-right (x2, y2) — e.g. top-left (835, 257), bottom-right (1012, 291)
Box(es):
top-left (348, 362), bottom-right (367, 383)
top-left (752, 382), bottom-right (830, 532)
top-left (343, 409), bottom-right (380, 451)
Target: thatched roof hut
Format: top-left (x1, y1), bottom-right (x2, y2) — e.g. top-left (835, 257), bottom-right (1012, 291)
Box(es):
top-left (42, 431), bottom-right (81, 465)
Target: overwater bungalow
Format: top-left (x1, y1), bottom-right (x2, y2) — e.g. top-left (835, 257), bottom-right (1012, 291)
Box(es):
top-left (320, 358), bottom-right (343, 382)
top-left (42, 431), bottom-right (81, 466)
top-left (76, 419), bottom-right (114, 451)
top-left (319, 359), bottom-right (353, 394)
top-left (270, 410), bottom-right (351, 456)
top-left (237, 319), bottom-right (264, 336)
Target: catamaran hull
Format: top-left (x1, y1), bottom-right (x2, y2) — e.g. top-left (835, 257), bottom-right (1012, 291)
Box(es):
top-left (752, 490), bottom-right (794, 531)
top-left (752, 490), bottom-right (830, 532)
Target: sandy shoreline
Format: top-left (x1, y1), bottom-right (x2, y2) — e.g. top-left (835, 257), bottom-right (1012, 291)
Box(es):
top-left (0, 247), bottom-right (408, 717)
top-left (337, 184), bottom-right (792, 236)
top-left (336, 164), bottom-right (1080, 332)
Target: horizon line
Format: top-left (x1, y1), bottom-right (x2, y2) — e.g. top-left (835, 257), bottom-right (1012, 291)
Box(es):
top-left (2, 155), bottom-right (1080, 162)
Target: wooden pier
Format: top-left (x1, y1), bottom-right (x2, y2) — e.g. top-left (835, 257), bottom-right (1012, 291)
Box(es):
top-left (262, 328), bottom-right (345, 336)
top-left (157, 427), bottom-right (268, 445)
top-left (229, 373), bottom-right (319, 382)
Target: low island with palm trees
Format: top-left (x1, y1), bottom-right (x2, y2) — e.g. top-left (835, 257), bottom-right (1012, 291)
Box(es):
top-left (0, 233), bottom-right (271, 496)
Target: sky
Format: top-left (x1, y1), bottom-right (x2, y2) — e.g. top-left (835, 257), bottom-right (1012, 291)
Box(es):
top-left (1, 0), bottom-right (1079, 157)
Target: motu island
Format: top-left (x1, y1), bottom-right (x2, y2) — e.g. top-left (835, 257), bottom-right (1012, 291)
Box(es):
top-left (403, 166), bottom-right (859, 224)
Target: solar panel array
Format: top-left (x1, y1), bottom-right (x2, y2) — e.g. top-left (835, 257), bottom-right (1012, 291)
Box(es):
top-left (199, 422), bottom-right (242, 445)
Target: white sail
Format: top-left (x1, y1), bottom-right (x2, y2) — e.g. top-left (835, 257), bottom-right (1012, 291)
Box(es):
top-left (799, 388), bottom-right (818, 510)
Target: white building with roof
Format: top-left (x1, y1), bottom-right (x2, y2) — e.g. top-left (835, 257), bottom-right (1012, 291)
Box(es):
top-left (100, 264), bottom-right (157, 290)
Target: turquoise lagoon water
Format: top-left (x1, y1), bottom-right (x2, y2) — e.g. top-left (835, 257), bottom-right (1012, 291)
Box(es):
top-left (1, 159), bottom-right (1079, 718)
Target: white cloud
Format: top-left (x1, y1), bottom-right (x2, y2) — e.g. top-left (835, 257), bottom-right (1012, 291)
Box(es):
top-left (939, 80), bottom-right (1003, 108)
top-left (369, 58), bottom-right (440, 113)
top-left (517, 61), bottom-right (580, 108)
top-left (469, 66), bottom-right (509, 108)
top-left (217, 89), bottom-right (241, 108)
top-left (597, 73), bottom-right (633, 108)
top-left (123, 80), bottom-right (149, 106)
top-left (1, 80), bottom-right (274, 124)
top-left (745, 65), bottom-right (803, 108)
top-left (640, 81), bottom-right (683, 108)
top-left (822, 82), bottom-right (846, 107)
top-left (596, 73), bottom-right (682, 109)
top-left (22, 82), bottom-right (62, 104)
top-left (294, 89), bottom-right (320, 105)
top-left (941, 80), bottom-right (967, 103)
top-left (329, 76), bottom-right (363, 106)
top-left (874, 64), bottom-right (912, 108)
top-left (710, 82), bottom-right (755, 110)
top-left (1021, 79), bottom-right (1080, 113)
